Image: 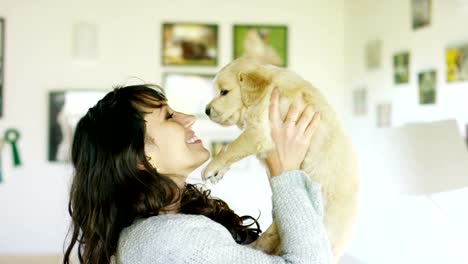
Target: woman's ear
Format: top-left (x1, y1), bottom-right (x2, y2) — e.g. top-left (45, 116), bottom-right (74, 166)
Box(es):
top-left (137, 163), bottom-right (146, 171)
top-left (137, 156), bottom-right (158, 172)
top-left (238, 67), bottom-right (272, 107)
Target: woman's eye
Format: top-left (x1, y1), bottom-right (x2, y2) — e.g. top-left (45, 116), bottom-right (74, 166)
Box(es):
top-left (220, 89), bottom-right (229, 96)
top-left (165, 112), bottom-right (174, 120)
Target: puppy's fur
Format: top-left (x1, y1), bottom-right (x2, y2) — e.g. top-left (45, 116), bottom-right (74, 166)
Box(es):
top-left (203, 58), bottom-right (359, 263)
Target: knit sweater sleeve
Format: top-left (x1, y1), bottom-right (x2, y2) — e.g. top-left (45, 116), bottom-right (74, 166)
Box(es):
top-left (116, 170), bottom-right (331, 264)
top-left (181, 170), bottom-right (331, 264)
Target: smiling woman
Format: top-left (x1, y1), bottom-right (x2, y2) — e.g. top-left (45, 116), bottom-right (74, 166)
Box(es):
top-left (62, 83), bottom-right (331, 264)
top-left (63, 84), bottom-right (262, 264)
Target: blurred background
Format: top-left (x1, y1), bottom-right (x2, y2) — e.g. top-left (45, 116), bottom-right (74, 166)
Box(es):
top-left (0, 0), bottom-right (467, 263)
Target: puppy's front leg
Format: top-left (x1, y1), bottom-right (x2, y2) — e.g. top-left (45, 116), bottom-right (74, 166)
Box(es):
top-left (202, 127), bottom-right (270, 183)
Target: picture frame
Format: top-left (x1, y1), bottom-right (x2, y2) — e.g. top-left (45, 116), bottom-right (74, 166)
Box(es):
top-left (376, 103), bottom-right (392, 128)
top-left (162, 23), bottom-right (218, 66)
top-left (365, 40), bottom-right (382, 70)
top-left (72, 22), bottom-right (99, 60)
top-left (393, 52), bottom-right (410, 84)
top-left (48, 90), bottom-right (107, 162)
top-left (411, 0), bottom-right (432, 30)
top-left (0, 18), bottom-right (5, 118)
top-left (233, 24), bottom-right (288, 67)
top-left (162, 73), bottom-right (215, 119)
top-left (418, 70), bottom-right (437, 105)
top-left (352, 87), bottom-right (367, 116)
top-left (466, 124), bottom-right (468, 148)
top-left (446, 43), bottom-right (468, 83)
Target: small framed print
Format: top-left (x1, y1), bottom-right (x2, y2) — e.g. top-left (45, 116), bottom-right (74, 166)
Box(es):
top-left (393, 52), bottom-right (410, 84)
top-left (365, 40), bottom-right (382, 70)
top-left (418, 70), bottom-right (436, 105)
top-left (376, 103), bottom-right (392, 128)
top-left (72, 22), bottom-right (98, 60)
top-left (48, 90), bottom-right (107, 162)
top-left (0, 18), bottom-right (5, 117)
top-left (162, 73), bottom-right (215, 118)
top-left (233, 24), bottom-right (288, 67)
top-left (412, 0), bottom-right (432, 30)
top-left (446, 43), bottom-right (468, 83)
top-left (465, 124), bottom-right (468, 148)
top-left (162, 23), bottom-right (218, 66)
top-left (353, 87), bottom-right (367, 116)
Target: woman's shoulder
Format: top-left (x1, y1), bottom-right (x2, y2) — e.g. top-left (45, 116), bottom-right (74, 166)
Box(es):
top-left (138, 214), bottom-right (219, 231)
top-left (117, 214), bottom-right (232, 263)
top-left (121, 214), bottom-right (222, 239)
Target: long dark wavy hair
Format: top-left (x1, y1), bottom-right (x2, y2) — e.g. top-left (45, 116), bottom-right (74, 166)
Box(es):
top-left (63, 84), bottom-right (261, 264)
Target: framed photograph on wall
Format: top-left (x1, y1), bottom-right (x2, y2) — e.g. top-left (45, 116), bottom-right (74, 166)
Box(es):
top-left (446, 43), bottom-right (468, 83)
top-left (72, 22), bottom-right (99, 60)
top-left (466, 124), bottom-right (468, 148)
top-left (0, 18), bottom-right (5, 117)
top-left (48, 90), bottom-right (107, 162)
top-left (352, 87), bottom-right (367, 116)
top-left (418, 70), bottom-right (436, 105)
top-left (233, 24), bottom-right (288, 67)
top-left (162, 73), bottom-right (215, 118)
top-left (411, 0), bottom-right (432, 30)
top-left (393, 52), bottom-right (410, 84)
top-left (376, 103), bottom-right (392, 128)
top-left (162, 23), bottom-right (218, 66)
top-left (365, 40), bottom-right (382, 70)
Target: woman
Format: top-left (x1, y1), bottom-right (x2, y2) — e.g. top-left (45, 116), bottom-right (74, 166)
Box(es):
top-left (63, 84), bottom-right (330, 264)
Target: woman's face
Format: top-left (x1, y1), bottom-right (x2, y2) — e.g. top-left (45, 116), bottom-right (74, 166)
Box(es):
top-left (143, 103), bottom-right (210, 178)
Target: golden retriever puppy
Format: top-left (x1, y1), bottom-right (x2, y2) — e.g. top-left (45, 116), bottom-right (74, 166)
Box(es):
top-left (202, 58), bottom-right (359, 263)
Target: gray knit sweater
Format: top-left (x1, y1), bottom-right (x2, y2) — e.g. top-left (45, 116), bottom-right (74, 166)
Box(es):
top-left (116, 170), bottom-right (332, 264)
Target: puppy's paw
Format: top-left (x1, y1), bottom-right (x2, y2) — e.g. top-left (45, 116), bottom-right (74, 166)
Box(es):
top-left (202, 161), bottom-right (230, 184)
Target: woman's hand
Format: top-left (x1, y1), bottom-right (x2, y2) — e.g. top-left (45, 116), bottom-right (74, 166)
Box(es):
top-left (265, 88), bottom-right (321, 178)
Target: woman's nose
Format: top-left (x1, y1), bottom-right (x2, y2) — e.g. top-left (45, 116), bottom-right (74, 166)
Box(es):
top-left (176, 112), bottom-right (196, 128)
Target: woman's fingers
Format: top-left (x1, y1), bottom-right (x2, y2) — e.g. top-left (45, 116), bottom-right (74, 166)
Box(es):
top-left (284, 95), bottom-right (302, 126)
top-left (269, 88), bottom-right (282, 126)
top-left (304, 112), bottom-right (321, 139)
top-left (296, 105), bottom-right (315, 132)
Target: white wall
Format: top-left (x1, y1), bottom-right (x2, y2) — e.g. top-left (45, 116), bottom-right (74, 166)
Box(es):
top-left (343, 0), bottom-right (468, 263)
top-left (0, 0), bottom-right (346, 254)
top-left (344, 0), bottom-right (468, 132)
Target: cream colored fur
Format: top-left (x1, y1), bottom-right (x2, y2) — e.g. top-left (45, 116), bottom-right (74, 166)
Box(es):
top-left (202, 58), bottom-right (359, 263)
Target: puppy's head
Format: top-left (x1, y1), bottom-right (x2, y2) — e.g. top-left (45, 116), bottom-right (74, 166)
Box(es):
top-left (205, 58), bottom-right (272, 126)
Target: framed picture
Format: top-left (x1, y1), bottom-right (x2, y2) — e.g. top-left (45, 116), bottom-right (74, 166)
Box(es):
top-left (418, 70), bottom-right (436, 105)
top-left (72, 22), bottom-right (98, 60)
top-left (466, 124), bottom-right (468, 148)
top-left (393, 52), bottom-right (410, 84)
top-left (411, 0), bottom-right (432, 30)
top-left (162, 73), bottom-right (215, 118)
top-left (365, 40), bottom-right (382, 70)
top-left (0, 18), bottom-right (4, 117)
top-left (376, 103), bottom-right (392, 128)
top-left (48, 90), bottom-right (107, 162)
top-left (446, 43), bottom-right (468, 83)
top-left (352, 87), bottom-right (367, 116)
top-left (233, 24), bottom-right (288, 67)
top-left (162, 23), bottom-right (218, 66)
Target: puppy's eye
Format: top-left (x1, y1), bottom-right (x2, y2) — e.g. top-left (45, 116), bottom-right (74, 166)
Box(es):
top-left (220, 89), bottom-right (229, 96)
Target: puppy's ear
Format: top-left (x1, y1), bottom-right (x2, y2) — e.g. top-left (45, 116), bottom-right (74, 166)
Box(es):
top-left (238, 68), bottom-right (271, 107)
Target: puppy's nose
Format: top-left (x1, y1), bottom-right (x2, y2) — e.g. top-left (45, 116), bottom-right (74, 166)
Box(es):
top-left (205, 106), bottom-right (211, 116)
